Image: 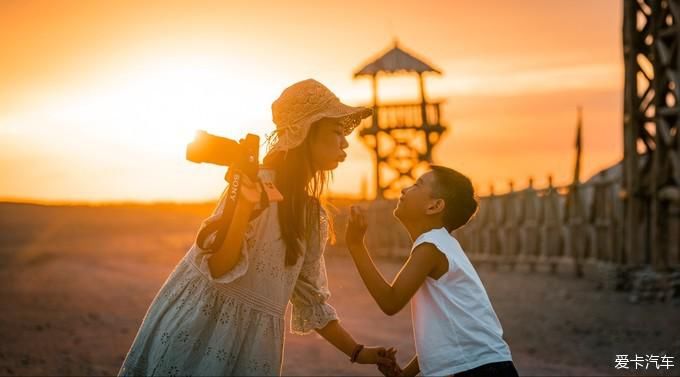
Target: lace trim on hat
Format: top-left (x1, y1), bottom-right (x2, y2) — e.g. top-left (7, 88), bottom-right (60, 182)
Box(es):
top-left (264, 112), bottom-right (366, 155)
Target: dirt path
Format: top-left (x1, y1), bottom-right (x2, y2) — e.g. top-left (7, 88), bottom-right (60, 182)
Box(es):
top-left (0, 203), bottom-right (677, 376)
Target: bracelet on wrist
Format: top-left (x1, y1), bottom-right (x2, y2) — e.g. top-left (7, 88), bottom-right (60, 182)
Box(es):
top-left (349, 344), bottom-right (364, 363)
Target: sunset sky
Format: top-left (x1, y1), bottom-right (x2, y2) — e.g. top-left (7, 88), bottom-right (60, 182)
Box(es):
top-left (0, 0), bottom-right (623, 203)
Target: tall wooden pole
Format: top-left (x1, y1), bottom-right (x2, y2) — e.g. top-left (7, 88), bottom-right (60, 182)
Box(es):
top-left (372, 74), bottom-right (383, 199)
top-left (573, 106), bottom-right (583, 185)
top-left (418, 73), bottom-right (432, 161)
top-left (622, 0), bottom-right (640, 266)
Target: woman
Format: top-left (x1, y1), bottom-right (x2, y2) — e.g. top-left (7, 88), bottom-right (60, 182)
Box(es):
top-left (118, 79), bottom-right (393, 376)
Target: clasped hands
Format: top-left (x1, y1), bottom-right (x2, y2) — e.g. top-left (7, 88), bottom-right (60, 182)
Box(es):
top-left (376, 348), bottom-right (404, 376)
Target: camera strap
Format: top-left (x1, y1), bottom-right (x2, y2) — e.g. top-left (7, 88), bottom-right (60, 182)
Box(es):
top-left (261, 180), bottom-right (284, 202)
top-left (246, 181), bottom-right (270, 222)
top-left (189, 133), bottom-right (283, 279)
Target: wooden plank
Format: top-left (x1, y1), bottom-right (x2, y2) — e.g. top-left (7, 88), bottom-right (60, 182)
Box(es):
top-left (656, 117), bottom-right (673, 146)
top-left (659, 185), bottom-right (680, 202)
top-left (655, 39), bottom-right (671, 65)
top-left (669, 151), bottom-right (680, 183)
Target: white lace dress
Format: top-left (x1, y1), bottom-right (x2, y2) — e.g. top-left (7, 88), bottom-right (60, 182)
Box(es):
top-left (118, 169), bottom-right (338, 376)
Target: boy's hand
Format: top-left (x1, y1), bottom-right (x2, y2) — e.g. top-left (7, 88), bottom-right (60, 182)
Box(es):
top-left (346, 205), bottom-right (368, 248)
top-left (377, 348), bottom-right (403, 376)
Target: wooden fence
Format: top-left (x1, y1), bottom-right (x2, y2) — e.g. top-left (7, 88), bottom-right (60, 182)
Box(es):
top-left (328, 172), bottom-right (680, 299)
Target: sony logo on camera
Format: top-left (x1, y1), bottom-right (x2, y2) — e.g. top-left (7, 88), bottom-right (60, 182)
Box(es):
top-left (229, 174), bottom-right (240, 201)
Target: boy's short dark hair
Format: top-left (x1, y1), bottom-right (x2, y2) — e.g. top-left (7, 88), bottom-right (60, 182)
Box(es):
top-left (430, 165), bottom-right (479, 232)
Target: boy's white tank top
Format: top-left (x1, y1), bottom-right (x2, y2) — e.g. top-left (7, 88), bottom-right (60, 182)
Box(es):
top-left (411, 227), bottom-right (512, 376)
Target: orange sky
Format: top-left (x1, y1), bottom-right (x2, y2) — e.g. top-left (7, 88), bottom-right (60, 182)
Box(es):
top-left (0, 0), bottom-right (623, 203)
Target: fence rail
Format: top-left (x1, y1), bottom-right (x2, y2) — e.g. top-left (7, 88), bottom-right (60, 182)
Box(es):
top-left (329, 173), bottom-right (680, 300)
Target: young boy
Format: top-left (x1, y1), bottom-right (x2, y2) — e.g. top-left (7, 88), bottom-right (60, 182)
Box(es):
top-left (346, 166), bottom-right (517, 377)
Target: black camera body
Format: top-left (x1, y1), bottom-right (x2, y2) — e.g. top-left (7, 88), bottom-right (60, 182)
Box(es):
top-left (186, 130), bottom-right (260, 181)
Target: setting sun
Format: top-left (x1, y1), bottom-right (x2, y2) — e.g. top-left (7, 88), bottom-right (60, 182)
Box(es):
top-left (0, 0), bottom-right (623, 202)
top-left (2, 2), bottom-right (677, 377)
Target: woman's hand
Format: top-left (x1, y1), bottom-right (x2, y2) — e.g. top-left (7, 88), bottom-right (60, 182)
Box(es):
top-left (356, 346), bottom-right (390, 364)
top-left (227, 169), bottom-right (262, 205)
top-left (345, 205), bottom-right (368, 248)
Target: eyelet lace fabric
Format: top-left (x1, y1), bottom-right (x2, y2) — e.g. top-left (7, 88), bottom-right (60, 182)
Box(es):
top-left (118, 169), bottom-right (338, 376)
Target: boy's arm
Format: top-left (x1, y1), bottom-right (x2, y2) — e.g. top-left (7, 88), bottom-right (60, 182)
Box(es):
top-left (348, 242), bottom-right (442, 316)
top-left (346, 206), bottom-right (444, 316)
top-left (402, 355), bottom-right (420, 377)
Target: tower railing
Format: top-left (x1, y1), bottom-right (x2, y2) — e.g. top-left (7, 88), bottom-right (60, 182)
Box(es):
top-left (368, 102), bottom-right (443, 130)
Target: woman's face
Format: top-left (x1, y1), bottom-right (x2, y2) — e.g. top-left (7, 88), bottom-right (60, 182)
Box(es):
top-left (309, 117), bottom-right (349, 171)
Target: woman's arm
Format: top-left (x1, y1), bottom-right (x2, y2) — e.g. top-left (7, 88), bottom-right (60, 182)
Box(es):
top-left (315, 320), bottom-right (387, 364)
top-left (207, 173), bottom-right (262, 278)
top-left (207, 198), bottom-right (256, 278)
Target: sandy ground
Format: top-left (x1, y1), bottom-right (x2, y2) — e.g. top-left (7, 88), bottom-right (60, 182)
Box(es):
top-left (0, 202), bottom-right (678, 376)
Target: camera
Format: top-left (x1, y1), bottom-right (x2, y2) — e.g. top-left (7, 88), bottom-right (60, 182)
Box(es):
top-left (186, 130), bottom-right (261, 183)
top-left (186, 130), bottom-right (262, 255)
top-left (186, 130), bottom-right (257, 166)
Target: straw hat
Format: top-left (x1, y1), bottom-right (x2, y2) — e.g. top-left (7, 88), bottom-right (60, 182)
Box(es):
top-left (265, 79), bottom-right (372, 155)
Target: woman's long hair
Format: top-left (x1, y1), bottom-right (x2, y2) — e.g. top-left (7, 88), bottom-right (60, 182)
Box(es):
top-left (265, 124), bottom-right (332, 266)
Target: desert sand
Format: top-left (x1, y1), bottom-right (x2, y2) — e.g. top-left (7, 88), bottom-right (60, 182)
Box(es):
top-left (0, 202), bottom-right (678, 376)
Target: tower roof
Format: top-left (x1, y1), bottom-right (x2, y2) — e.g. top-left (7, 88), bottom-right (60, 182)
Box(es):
top-left (354, 41), bottom-right (442, 77)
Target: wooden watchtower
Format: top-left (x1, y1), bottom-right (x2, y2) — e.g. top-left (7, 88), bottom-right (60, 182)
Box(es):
top-left (623, 0), bottom-right (680, 270)
top-left (354, 41), bottom-right (447, 199)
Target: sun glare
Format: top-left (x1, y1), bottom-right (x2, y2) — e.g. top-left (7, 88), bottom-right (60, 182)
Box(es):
top-left (0, 53), bottom-right (291, 202)
top-left (0, 0), bottom-right (624, 203)
top-left (27, 55), bottom-right (277, 158)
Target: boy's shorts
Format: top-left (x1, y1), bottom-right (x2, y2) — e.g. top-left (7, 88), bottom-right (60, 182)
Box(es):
top-left (453, 361), bottom-right (519, 377)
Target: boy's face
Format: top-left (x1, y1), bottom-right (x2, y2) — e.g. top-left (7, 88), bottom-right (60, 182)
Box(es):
top-left (393, 171), bottom-right (441, 223)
